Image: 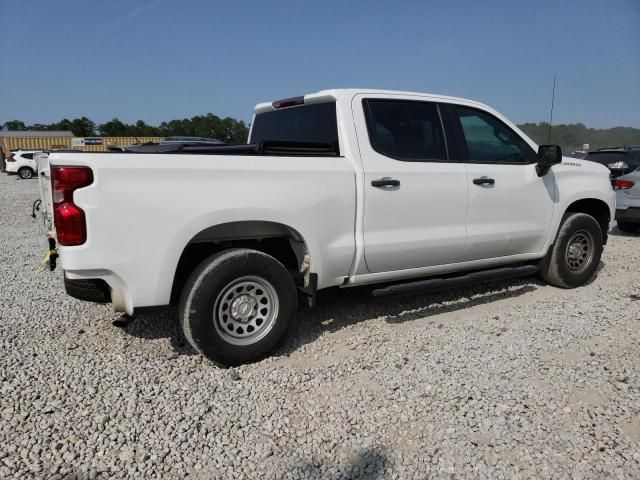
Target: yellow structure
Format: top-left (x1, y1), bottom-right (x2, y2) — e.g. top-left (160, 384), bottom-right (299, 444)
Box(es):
top-left (0, 131), bottom-right (74, 161)
top-left (1, 134), bottom-right (162, 156)
top-left (69, 137), bottom-right (163, 152)
top-left (0, 131), bottom-right (165, 171)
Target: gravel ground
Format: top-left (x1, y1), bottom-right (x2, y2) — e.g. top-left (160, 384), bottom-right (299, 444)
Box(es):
top-left (1, 173), bottom-right (639, 480)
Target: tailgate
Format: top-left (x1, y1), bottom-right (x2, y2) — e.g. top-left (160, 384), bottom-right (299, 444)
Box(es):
top-left (35, 152), bottom-right (55, 236)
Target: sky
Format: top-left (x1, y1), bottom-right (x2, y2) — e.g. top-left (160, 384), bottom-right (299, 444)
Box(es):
top-left (1, 0), bottom-right (639, 128)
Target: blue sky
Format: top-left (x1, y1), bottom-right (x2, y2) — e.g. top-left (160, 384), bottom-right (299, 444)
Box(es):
top-left (1, 0), bottom-right (639, 128)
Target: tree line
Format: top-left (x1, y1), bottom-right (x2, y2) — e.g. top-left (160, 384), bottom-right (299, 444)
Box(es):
top-left (1, 114), bottom-right (250, 145)
top-left (517, 122), bottom-right (640, 152)
top-left (2, 116), bottom-right (639, 151)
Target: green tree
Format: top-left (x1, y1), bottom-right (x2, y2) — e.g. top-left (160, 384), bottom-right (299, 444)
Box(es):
top-left (98, 118), bottom-right (129, 137)
top-left (51, 119), bottom-right (73, 132)
top-left (3, 114), bottom-right (249, 141)
top-left (69, 117), bottom-right (96, 137)
top-left (3, 120), bottom-right (27, 130)
top-left (518, 122), bottom-right (640, 152)
top-left (131, 120), bottom-right (162, 137)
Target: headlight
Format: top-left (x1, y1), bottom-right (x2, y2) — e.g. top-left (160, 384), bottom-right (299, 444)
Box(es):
top-left (608, 160), bottom-right (629, 169)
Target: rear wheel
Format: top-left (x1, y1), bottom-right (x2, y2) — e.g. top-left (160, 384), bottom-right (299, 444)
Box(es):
top-left (18, 167), bottom-right (34, 179)
top-left (179, 248), bottom-right (297, 366)
top-left (539, 213), bottom-right (603, 288)
top-left (617, 221), bottom-right (640, 233)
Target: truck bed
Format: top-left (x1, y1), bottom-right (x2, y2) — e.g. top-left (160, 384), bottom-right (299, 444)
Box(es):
top-left (48, 150), bottom-right (357, 314)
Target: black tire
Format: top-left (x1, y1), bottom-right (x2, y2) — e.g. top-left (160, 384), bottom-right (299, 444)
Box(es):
top-left (617, 221), bottom-right (640, 234)
top-left (179, 248), bottom-right (297, 366)
top-left (538, 212), bottom-right (603, 288)
top-left (18, 167), bottom-right (34, 179)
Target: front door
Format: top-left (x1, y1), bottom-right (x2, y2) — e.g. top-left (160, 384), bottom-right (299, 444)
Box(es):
top-left (353, 95), bottom-right (469, 273)
top-left (449, 105), bottom-right (555, 260)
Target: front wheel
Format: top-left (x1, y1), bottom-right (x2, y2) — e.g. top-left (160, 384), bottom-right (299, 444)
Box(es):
top-left (179, 248), bottom-right (297, 366)
top-left (538, 212), bottom-right (603, 288)
top-left (18, 167), bottom-right (34, 179)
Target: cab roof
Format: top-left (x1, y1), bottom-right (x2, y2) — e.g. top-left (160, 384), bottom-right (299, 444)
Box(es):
top-left (254, 88), bottom-right (493, 114)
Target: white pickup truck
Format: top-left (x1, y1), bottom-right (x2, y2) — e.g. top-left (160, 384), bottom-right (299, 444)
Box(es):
top-left (43, 89), bottom-right (615, 365)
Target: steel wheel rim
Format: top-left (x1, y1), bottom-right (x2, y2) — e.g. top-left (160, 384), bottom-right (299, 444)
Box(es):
top-left (565, 229), bottom-right (594, 273)
top-left (213, 275), bottom-right (279, 346)
top-left (20, 169), bottom-right (32, 179)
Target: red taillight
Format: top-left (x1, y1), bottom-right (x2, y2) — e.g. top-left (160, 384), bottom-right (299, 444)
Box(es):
top-left (6, 154), bottom-right (15, 162)
top-left (613, 179), bottom-right (634, 190)
top-left (51, 166), bottom-right (93, 246)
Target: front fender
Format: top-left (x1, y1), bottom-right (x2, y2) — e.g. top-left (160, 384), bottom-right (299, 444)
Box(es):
top-left (541, 161), bottom-right (615, 255)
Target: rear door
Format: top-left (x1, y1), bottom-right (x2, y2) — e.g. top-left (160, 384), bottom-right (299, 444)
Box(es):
top-left (447, 104), bottom-right (555, 260)
top-left (19, 152), bottom-right (37, 170)
top-left (353, 95), bottom-right (468, 273)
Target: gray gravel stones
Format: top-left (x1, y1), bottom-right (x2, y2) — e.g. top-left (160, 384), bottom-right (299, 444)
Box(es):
top-left (1, 174), bottom-right (640, 479)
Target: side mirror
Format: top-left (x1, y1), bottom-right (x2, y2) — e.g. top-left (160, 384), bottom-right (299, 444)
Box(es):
top-left (536, 144), bottom-right (562, 176)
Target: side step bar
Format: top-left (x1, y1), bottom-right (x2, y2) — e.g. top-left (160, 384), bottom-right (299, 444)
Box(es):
top-left (372, 265), bottom-right (538, 298)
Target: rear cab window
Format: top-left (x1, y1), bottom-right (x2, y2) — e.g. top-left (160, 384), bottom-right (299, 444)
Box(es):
top-left (249, 102), bottom-right (340, 155)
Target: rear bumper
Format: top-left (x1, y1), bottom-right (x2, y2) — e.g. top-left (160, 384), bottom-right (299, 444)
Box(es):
top-left (616, 207), bottom-right (640, 223)
top-left (64, 275), bottom-right (112, 304)
top-left (63, 269), bottom-right (133, 314)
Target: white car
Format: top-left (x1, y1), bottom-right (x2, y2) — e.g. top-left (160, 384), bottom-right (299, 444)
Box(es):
top-left (43, 89), bottom-right (615, 365)
top-left (5, 150), bottom-right (41, 179)
top-left (614, 168), bottom-right (640, 233)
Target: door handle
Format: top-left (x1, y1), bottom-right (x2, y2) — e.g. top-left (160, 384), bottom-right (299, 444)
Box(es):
top-left (371, 178), bottom-right (400, 188)
top-left (473, 177), bottom-right (495, 186)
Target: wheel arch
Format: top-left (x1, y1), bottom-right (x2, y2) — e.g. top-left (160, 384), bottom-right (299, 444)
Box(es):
top-left (170, 220), bottom-right (311, 304)
top-left (564, 198), bottom-right (611, 244)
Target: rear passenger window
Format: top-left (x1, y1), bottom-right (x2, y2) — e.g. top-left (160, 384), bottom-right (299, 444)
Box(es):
top-left (22, 153), bottom-right (34, 159)
top-left (363, 100), bottom-right (448, 161)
